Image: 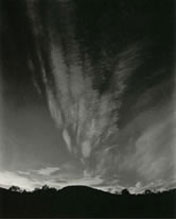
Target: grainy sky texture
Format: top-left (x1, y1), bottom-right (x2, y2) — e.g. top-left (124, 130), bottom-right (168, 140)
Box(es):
top-left (0, 0), bottom-right (175, 193)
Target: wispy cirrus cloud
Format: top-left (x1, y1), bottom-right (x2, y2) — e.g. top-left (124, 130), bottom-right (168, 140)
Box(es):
top-left (34, 167), bottom-right (60, 176)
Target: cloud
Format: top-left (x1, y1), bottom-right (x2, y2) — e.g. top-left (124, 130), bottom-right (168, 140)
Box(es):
top-left (0, 171), bottom-right (37, 190)
top-left (42, 174), bottom-right (104, 190)
top-left (134, 117), bottom-right (174, 181)
top-left (34, 167), bottom-right (60, 176)
top-left (44, 42), bottom-right (141, 178)
top-left (17, 170), bottom-right (31, 176)
top-left (118, 107), bottom-right (175, 186)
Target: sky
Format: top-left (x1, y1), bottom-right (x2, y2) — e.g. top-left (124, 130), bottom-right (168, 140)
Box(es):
top-left (0, 0), bottom-right (175, 193)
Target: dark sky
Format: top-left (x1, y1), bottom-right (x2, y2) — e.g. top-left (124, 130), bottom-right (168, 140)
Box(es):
top-left (0, 0), bottom-right (175, 193)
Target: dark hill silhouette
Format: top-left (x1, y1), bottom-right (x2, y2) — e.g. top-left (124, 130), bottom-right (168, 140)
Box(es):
top-left (0, 185), bottom-right (175, 218)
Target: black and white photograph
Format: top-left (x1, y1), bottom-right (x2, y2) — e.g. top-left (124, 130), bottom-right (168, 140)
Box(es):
top-left (0, 0), bottom-right (175, 217)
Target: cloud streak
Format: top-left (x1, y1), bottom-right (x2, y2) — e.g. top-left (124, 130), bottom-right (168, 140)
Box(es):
top-left (26, 1), bottom-right (142, 177)
top-left (34, 167), bottom-right (60, 176)
top-left (46, 40), bottom-right (140, 173)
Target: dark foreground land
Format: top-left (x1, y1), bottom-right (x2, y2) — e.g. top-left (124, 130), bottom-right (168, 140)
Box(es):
top-left (0, 185), bottom-right (175, 218)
